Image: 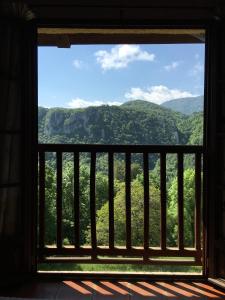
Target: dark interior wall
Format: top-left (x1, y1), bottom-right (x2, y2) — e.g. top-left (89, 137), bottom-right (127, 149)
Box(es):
top-left (27, 0), bottom-right (218, 22)
top-left (207, 19), bottom-right (225, 279)
top-left (0, 2), bottom-right (37, 285)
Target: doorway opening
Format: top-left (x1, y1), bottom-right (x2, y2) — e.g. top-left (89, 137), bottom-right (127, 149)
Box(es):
top-left (37, 27), bottom-right (206, 274)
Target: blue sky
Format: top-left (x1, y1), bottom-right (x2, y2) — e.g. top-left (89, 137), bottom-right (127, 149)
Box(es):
top-left (38, 44), bottom-right (205, 108)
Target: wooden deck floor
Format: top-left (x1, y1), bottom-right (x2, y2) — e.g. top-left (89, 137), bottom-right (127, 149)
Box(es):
top-left (0, 281), bottom-right (225, 299)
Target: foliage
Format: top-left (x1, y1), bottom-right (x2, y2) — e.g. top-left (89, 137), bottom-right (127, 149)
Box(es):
top-left (38, 101), bottom-right (192, 145)
top-left (43, 163), bottom-right (56, 244)
top-left (167, 169), bottom-right (198, 247)
top-left (93, 177), bottom-right (161, 247)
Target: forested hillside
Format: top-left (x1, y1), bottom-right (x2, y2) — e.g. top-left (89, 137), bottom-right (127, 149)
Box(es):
top-left (161, 95), bottom-right (203, 115)
top-left (38, 100), bottom-right (203, 145)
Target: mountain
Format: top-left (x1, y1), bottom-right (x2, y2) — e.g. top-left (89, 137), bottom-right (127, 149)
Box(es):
top-left (38, 100), bottom-right (202, 146)
top-left (121, 100), bottom-right (183, 119)
top-left (161, 95), bottom-right (203, 115)
top-left (180, 111), bottom-right (203, 145)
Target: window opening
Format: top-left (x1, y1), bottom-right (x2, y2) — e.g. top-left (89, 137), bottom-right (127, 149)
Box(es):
top-left (37, 28), bottom-right (205, 274)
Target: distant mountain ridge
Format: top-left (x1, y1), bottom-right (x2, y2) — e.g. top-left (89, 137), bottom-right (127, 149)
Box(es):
top-left (38, 99), bottom-right (203, 146)
top-left (161, 95), bottom-right (203, 115)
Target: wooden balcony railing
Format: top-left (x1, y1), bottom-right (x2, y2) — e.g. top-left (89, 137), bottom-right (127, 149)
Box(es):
top-left (38, 144), bottom-right (203, 266)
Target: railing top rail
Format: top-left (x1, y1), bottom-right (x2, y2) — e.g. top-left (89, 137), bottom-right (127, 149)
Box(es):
top-left (38, 143), bottom-right (204, 154)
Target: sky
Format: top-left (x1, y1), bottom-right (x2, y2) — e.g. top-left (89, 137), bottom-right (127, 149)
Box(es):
top-left (38, 43), bottom-right (205, 108)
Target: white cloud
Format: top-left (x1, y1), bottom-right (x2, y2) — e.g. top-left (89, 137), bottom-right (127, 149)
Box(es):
top-left (125, 85), bottom-right (196, 105)
top-left (39, 104), bottom-right (51, 109)
top-left (164, 61), bottom-right (180, 71)
top-left (95, 44), bottom-right (155, 70)
top-left (73, 59), bottom-right (85, 69)
top-left (67, 98), bottom-right (122, 109)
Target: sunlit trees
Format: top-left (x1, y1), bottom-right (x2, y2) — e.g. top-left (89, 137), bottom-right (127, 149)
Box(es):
top-left (43, 164), bottom-right (56, 245)
top-left (167, 168), bottom-right (197, 247)
top-left (43, 160), bottom-right (199, 249)
top-left (95, 177), bottom-right (161, 247)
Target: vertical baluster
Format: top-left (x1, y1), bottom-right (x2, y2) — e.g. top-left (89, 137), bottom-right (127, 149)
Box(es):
top-left (195, 152), bottom-right (202, 251)
top-left (178, 153), bottom-right (184, 250)
top-left (125, 152), bottom-right (131, 249)
top-left (160, 152), bottom-right (167, 250)
top-left (74, 152), bottom-right (80, 248)
top-left (108, 152), bottom-right (114, 249)
top-left (143, 152), bottom-right (149, 257)
top-left (56, 151), bottom-right (62, 249)
top-left (90, 152), bottom-right (97, 257)
top-left (39, 151), bottom-right (45, 252)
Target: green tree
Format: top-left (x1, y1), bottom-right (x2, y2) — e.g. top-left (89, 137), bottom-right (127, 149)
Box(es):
top-left (114, 160), bottom-right (142, 181)
top-left (62, 161), bottom-right (75, 244)
top-left (167, 168), bottom-right (197, 247)
top-left (44, 164), bottom-right (56, 245)
top-left (59, 162), bottom-right (109, 245)
top-left (95, 178), bottom-right (161, 247)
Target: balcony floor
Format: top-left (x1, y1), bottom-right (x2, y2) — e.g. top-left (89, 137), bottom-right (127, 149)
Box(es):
top-left (0, 280), bottom-right (225, 299)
